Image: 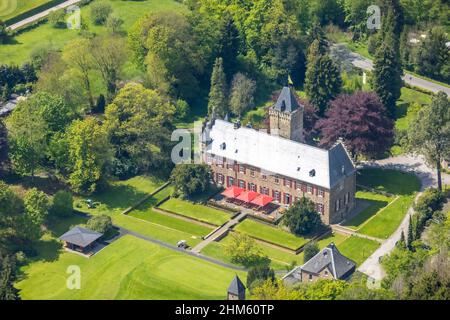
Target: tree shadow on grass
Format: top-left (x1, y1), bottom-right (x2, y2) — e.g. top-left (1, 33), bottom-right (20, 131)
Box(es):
top-left (47, 215), bottom-right (89, 238)
top-left (395, 102), bottom-right (409, 119)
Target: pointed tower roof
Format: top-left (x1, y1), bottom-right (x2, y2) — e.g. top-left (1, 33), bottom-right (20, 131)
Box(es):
top-left (227, 275), bottom-right (246, 295)
top-left (273, 86), bottom-right (301, 113)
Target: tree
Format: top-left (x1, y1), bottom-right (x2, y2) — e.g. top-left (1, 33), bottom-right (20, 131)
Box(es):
top-left (86, 214), bottom-right (112, 234)
top-left (0, 20), bottom-right (9, 44)
top-left (224, 233), bottom-right (269, 267)
top-left (207, 57), bottom-right (228, 118)
top-left (170, 164), bottom-right (211, 199)
top-left (0, 181), bottom-right (24, 250)
top-left (247, 264), bottom-right (275, 291)
top-left (305, 40), bottom-right (342, 115)
top-left (0, 255), bottom-right (19, 300)
top-left (104, 83), bottom-right (176, 176)
top-left (415, 27), bottom-right (450, 82)
top-left (316, 91), bottom-right (394, 158)
top-left (50, 190), bottom-right (73, 218)
top-left (310, 0), bottom-right (345, 27)
top-left (94, 94), bottom-right (106, 114)
top-left (406, 92), bottom-right (450, 190)
top-left (407, 215), bottom-right (414, 251)
top-left (90, 1), bottom-right (113, 25)
top-left (229, 73), bottom-right (256, 117)
top-left (6, 100), bottom-right (48, 177)
top-left (90, 36), bottom-right (127, 101)
top-left (24, 188), bottom-right (50, 227)
top-left (397, 231), bottom-right (406, 249)
top-left (48, 9), bottom-right (66, 28)
top-left (62, 39), bottom-right (95, 108)
top-left (66, 117), bottom-right (112, 194)
top-left (0, 119), bottom-right (8, 167)
top-left (342, 0), bottom-right (373, 40)
top-left (303, 241), bottom-right (320, 263)
top-left (283, 197), bottom-right (325, 236)
top-left (106, 15), bottom-right (124, 34)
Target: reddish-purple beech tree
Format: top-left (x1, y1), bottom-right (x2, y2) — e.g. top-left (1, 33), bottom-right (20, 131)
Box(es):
top-left (316, 91), bottom-right (394, 159)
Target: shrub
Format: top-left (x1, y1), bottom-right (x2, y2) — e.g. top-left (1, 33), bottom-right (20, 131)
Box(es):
top-left (90, 2), bottom-right (113, 25)
top-left (86, 214), bottom-right (112, 234)
top-left (247, 264), bottom-right (275, 291)
top-left (170, 164), bottom-right (211, 199)
top-left (303, 241), bottom-right (320, 263)
top-left (50, 190), bottom-right (74, 217)
top-left (283, 197), bottom-right (326, 236)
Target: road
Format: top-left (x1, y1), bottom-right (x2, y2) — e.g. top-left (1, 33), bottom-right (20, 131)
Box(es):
top-left (7, 0), bottom-right (82, 31)
top-left (331, 43), bottom-right (450, 96)
top-left (356, 155), bottom-right (450, 282)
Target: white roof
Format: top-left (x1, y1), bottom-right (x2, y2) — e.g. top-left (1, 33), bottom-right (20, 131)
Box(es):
top-left (204, 120), bottom-right (355, 189)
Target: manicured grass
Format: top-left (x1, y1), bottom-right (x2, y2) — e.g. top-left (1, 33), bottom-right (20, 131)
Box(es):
top-left (343, 191), bottom-right (394, 230)
top-left (0, 0), bottom-right (186, 65)
top-left (73, 175), bottom-right (167, 216)
top-left (395, 87), bottom-right (432, 131)
top-left (1, 0), bottom-right (52, 21)
top-left (234, 219), bottom-right (309, 250)
top-left (358, 195), bottom-right (415, 239)
top-left (159, 198), bottom-right (231, 226)
top-left (337, 236), bottom-right (380, 266)
top-left (201, 232), bottom-right (349, 270)
top-left (16, 235), bottom-right (245, 299)
top-left (357, 168), bottom-right (421, 196)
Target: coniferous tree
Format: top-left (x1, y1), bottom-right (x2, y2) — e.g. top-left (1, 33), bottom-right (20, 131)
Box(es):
top-left (207, 57), bottom-right (228, 118)
top-left (397, 230), bottom-right (406, 249)
top-left (407, 215), bottom-right (414, 251)
top-left (305, 40), bottom-right (342, 116)
top-left (0, 255), bottom-right (20, 300)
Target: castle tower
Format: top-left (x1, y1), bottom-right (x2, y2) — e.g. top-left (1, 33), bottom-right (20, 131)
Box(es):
top-left (269, 86), bottom-right (304, 142)
top-left (227, 275), bottom-right (246, 300)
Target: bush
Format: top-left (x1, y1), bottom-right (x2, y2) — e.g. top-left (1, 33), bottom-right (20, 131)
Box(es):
top-left (90, 2), bottom-right (113, 25)
top-left (303, 241), bottom-right (320, 263)
top-left (283, 197), bottom-right (326, 236)
top-left (86, 214), bottom-right (112, 234)
top-left (48, 9), bottom-right (66, 28)
top-left (247, 264), bottom-right (275, 291)
top-left (414, 188), bottom-right (445, 237)
top-left (50, 190), bottom-right (74, 217)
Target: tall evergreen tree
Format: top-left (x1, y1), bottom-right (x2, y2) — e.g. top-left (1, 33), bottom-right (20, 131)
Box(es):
top-left (407, 215), bottom-right (414, 251)
top-left (305, 40), bottom-right (342, 116)
top-left (397, 230), bottom-right (406, 249)
top-left (0, 255), bottom-right (20, 300)
top-left (219, 14), bottom-right (240, 81)
top-left (207, 57), bottom-right (228, 118)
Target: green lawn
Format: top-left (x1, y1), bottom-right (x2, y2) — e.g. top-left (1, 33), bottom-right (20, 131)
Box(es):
top-left (74, 175), bottom-right (167, 216)
top-left (337, 236), bottom-right (380, 266)
top-left (16, 235), bottom-right (245, 299)
top-left (343, 191), bottom-right (394, 230)
top-left (158, 198), bottom-right (231, 226)
top-left (357, 168), bottom-right (421, 196)
top-left (358, 195), bottom-right (415, 239)
top-left (201, 232), bottom-right (349, 270)
top-left (234, 219), bottom-right (309, 250)
top-left (395, 87), bottom-right (432, 131)
top-left (0, 0), bottom-right (186, 65)
top-left (1, 0), bottom-right (52, 21)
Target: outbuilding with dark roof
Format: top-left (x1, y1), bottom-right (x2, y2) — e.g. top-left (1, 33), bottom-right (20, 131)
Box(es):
top-left (59, 226), bottom-right (103, 254)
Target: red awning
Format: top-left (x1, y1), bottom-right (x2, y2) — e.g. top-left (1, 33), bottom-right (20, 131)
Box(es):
top-left (236, 190), bottom-right (259, 203)
top-left (251, 195), bottom-right (273, 207)
top-left (221, 186), bottom-right (244, 198)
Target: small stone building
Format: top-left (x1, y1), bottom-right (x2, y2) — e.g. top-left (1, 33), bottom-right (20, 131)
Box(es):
top-left (227, 275), bottom-right (246, 300)
top-left (283, 243), bottom-right (356, 285)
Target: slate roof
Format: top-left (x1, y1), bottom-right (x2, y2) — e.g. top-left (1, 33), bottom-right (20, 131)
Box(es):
top-left (228, 275), bottom-right (246, 295)
top-left (273, 86), bottom-right (302, 113)
top-left (301, 243), bottom-right (356, 279)
top-left (59, 226), bottom-right (103, 248)
top-left (204, 119), bottom-right (355, 189)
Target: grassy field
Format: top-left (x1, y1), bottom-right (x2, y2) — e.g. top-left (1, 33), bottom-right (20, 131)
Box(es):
top-left (337, 236), bottom-right (380, 265)
top-left (0, 0), bottom-right (186, 65)
top-left (343, 191), bottom-right (394, 230)
top-left (158, 198), bottom-right (231, 226)
top-left (16, 235), bottom-right (245, 299)
top-left (234, 219), bottom-right (309, 250)
top-left (1, 0), bottom-right (52, 21)
top-left (355, 168), bottom-right (420, 239)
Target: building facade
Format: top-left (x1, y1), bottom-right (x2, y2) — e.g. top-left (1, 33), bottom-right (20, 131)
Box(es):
top-left (202, 86), bottom-right (356, 225)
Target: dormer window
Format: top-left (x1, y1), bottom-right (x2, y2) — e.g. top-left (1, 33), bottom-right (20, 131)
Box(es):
top-left (309, 169), bottom-right (316, 177)
top-left (220, 142), bottom-right (226, 150)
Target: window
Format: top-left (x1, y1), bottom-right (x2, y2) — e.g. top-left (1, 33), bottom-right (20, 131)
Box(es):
top-left (262, 174), bottom-right (267, 180)
top-left (296, 182), bottom-right (302, 190)
top-left (227, 176), bottom-right (234, 187)
top-left (260, 187), bottom-right (269, 195)
top-left (238, 179), bottom-right (245, 189)
top-left (217, 174), bottom-right (224, 185)
top-left (239, 165), bottom-right (245, 174)
top-left (217, 157), bottom-right (223, 166)
top-left (248, 183), bottom-right (257, 192)
top-left (273, 190), bottom-right (281, 203)
top-left (335, 199), bottom-right (340, 212)
top-left (307, 185), bottom-right (313, 194)
top-left (250, 170), bottom-right (255, 177)
top-left (284, 193), bottom-right (291, 205)
top-left (308, 274), bottom-right (313, 281)
top-left (317, 203), bottom-right (324, 215)
top-left (284, 179), bottom-right (292, 188)
top-left (345, 192), bottom-right (349, 205)
top-left (318, 188), bottom-right (324, 197)
top-left (206, 154), bottom-right (212, 165)
top-left (274, 177), bottom-right (280, 184)
top-left (324, 271), bottom-right (328, 276)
